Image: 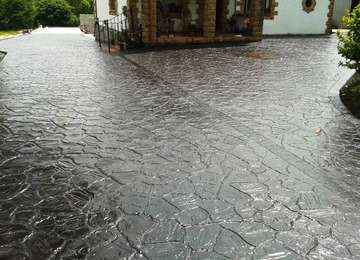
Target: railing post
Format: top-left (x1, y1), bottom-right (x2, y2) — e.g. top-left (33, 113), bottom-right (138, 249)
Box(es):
top-left (105, 20), bottom-right (111, 53)
top-left (117, 16), bottom-right (120, 45)
top-left (96, 19), bottom-right (102, 48)
top-left (94, 18), bottom-right (98, 39)
top-left (97, 14), bottom-right (137, 53)
top-left (140, 23), bottom-right (143, 43)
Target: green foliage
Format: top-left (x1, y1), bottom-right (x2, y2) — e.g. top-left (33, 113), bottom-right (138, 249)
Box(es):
top-left (340, 77), bottom-right (360, 117)
top-left (0, 31), bottom-right (18, 36)
top-left (65, 0), bottom-right (93, 15)
top-left (337, 5), bottom-right (360, 71)
top-left (0, 0), bottom-right (93, 29)
top-left (36, 0), bottom-right (73, 26)
top-left (69, 14), bottom-right (80, 27)
top-left (0, 0), bottom-right (35, 30)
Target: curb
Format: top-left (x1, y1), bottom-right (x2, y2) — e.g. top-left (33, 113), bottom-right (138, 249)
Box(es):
top-left (0, 34), bottom-right (21, 42)
top-left (0, 28), bottom-right (42, 42)
top-left (327, 68), bottom-right (356, 116)
top-left (339, 72), bottom-right (360, 118)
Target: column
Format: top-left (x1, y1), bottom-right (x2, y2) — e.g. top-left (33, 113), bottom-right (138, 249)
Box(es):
top-left (203, 0), bottom-right (216, 37)
top-left (249, 0), bottom-right (264, 37)
top-left (142, 0), bottom-right (157, 45)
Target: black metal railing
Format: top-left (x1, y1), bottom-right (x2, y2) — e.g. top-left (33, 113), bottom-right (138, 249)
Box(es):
top-left (95, 13), bottom-right (143, 52)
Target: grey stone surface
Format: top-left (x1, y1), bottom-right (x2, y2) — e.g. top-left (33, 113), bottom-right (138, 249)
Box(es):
top-left (185, 224), bottom-right (221, 250)
top-left (0, 28), bottom-right (359, 259)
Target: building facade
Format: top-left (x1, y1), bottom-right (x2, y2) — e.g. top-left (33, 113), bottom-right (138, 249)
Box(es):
top-left (95, 0), bottom-right (357, 48)
top-left (95, 0), bottom-right (265, 46)
top-left (95, 0), bottom-right (127, 20)
top-left (263, 0), bottom-right (335, 35)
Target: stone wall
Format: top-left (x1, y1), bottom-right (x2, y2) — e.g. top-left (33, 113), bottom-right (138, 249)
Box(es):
top-left (326, 0), bottom-right (335, 33)
top-left (80, 14), bottom-right (95, 34)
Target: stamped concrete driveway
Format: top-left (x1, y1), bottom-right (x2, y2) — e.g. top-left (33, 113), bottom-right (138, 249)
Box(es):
top-left (0, 28), bottom-right (359, 260)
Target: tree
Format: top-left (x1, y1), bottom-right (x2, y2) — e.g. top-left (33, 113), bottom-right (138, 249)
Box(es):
top-left (337, 5), bottom-right (360, 72)
top-left (35, 0), bottom-right (74, 27)
top-left (65, 0), bottom-right (93, 15)
top-left (0, 0), bottom-right (35, 30)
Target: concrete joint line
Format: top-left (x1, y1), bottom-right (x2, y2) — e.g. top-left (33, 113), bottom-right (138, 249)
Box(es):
top-left (119, 53), bottom-right (360, 203)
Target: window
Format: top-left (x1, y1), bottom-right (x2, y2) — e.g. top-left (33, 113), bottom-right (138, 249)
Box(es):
top-left (235, 0), bottom-right (249, 16)
top-left (109, 0), bottom-right (118, 15)
top-left (302, 0), bottom-right (316, 13)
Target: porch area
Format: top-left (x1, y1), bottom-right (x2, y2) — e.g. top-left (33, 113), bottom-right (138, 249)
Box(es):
top-left (127, 0), bottom-right (265, 46)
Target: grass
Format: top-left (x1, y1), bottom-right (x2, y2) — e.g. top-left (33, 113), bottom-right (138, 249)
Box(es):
top-left (340, 73), bottom-right (360, 118)
top-left (0, 31), bottom-right (19, 37)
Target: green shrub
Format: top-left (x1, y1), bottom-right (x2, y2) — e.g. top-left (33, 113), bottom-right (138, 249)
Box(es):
top-left (0, 0), bottom-right (35, 30)
top-left (65, 0), bottom-right (93, 15)
top-left (337, 5), bottom-right (360, 72)
top-left (0, 0), bottom-right (91, 29)
top-left (340, 77), bottom-right (360, 117)
top-left (35, 0), bottom-right (73, 27)
top-left (69, 14), bottom-right (80, 26)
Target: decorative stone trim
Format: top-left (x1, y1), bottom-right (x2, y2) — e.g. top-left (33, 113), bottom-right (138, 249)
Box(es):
top-left (264, 0), bottom-right (278, 20)
top-left (109, 0), bottom-right (118, 15)
top-left (246, 0), bottom-right (264, 37)
top-left (302, 0), bottom-right (316, 14)
top-left (326, 0), bottom-right (335, 33)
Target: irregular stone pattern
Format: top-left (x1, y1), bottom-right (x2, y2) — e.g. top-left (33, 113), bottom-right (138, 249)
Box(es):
top-left (0, 28), bottom-right (359, 259)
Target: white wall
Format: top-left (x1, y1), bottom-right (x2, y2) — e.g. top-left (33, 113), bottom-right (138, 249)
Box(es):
top-left (333, 0), bottom-right (351, 28)
top-left (263, 0), bottom-right (330, 35)
top-left (96, 0), bottom-right (127, 21)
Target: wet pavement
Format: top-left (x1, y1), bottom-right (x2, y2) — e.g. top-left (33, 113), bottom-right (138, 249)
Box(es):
top-left (0, 28), bottom-right (360, 260)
